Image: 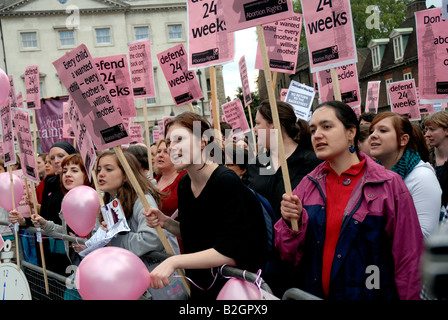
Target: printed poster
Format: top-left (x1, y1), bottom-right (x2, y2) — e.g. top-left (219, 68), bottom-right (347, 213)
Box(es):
top-left (1, 99), bottom-right (17, 166)
top-left (223, 0), bottom-right (295, 32)
top-left (220, 99), bottom-right (250, 138)
top-left (239, 55), bottom-right (253, 106)
top-left (301, 0), bottom-right (357, 73)
top-left (415, 8), bottom-right (448, 103)
top-left (128, 40), bottom-right (156, 99)
top-left (365, 81), bottom-right (381, 114)
top-left (284, 80), bottom-right (315, 121)
top-left (8, 75), bottom-right (18, 109)
top-left (129, 124), bottom-right (143, 144)
top-left (387, 79), bottom-right (421, 121)
top-left (24, 65), bottom-right (41, 109)
top-left (255, 13), bottom-right (303, 74)
top-left (157, 43), bottom-right (204, 106)
top-left (187, 0), bottom-right (235, 69)
top-left (53, 44), bottom-right (132, 150)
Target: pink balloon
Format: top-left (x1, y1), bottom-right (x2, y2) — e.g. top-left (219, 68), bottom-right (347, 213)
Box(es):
top-left (0, 172), bottom-right (24, 211)
top-left (0, 68), bottom-right (9, 106)
top-left (75, 247), bottom-right (151, 300)
top-left (216, 278), bottom-right (262, 300)
top-left (62, 185), bottom-right (100, 237)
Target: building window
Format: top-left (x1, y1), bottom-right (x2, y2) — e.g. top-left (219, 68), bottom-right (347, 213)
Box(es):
top-left (40, 81), bottom-right (46, 98)
top-left (135, 26), bottom-right (149, 41)
top-left (393, 36), bottom-right (404, 61)
top-left (59, 30), bottom-right (75, 47)
top-left (20, 32), bottom-right (38, 49)
top-left (168, 24), bottom-right (183, 40)
top-left (95, 28), bottom-right (112, 45)
top-left (403, 72), bottom-right (412, 80)
top-left (146, 97), bottom-right (156, 104)
top-left (385, 78), bottom-right (393, 105)
top-left (371, 46), bottom-right (381, 69)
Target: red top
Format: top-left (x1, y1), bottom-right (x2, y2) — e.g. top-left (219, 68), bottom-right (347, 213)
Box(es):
top-left (322, 158), bottom-right (366, 297)
top-left (155, 170), bottom-right (187, 217)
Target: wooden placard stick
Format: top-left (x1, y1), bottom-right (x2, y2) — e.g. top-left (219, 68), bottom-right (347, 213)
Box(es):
top-left (209, 66), bottom-right (223, 147)
top-left (141, 99), bottom-right (154, 179)
top-left (272, 71), bottom-right (278, 93)
top-left (113, 145), bottom-right (191, 296)
top-left (256, 25), bottom-right (297, 231)
top-left (330, 68), bottom-right (342, 102)
top-left (188, 102), bottom-right (195, 113)
top-left (91, 170), bottom-right (105, 208)
top-left (29, 180), bottom-right (49, 295)
top-left (246, 103), bottom-right (258, 157)
top-left (7, 166), bottom-right (21, 271)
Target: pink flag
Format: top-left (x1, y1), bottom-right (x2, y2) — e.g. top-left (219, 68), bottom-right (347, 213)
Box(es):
top-left (128, 40), bottom-right (156, 98)
top-left (317, 64), bottom-right (361, 109)
top-left (157, 43), bottom-right (204, 106)
top-left (24, 65), bottom-right (41, 109)
top-left (239, 55), bottom-right (253, 106)
top-left (387, 79), bottom-right (421, 121)
top-left (221, 99), bottom-right (250, 138)
top-left (187, 0), bottom-right (234, 69)
top-left (66, 97), bottom-right (97, 181)
top-left (255, 13), bottom-right (302, 74)
top-left (223, 0), bottom-right (295, 32)
top-left (53, 44), bottom-right (132, 150)
top-left (94, 55), bottom-right (136, 118)
top-left (12, 108), bottom-right (39, 183)
top-left (1, 99), bottom-right (17, 166)
top-left (415, 8), bottom-right (448, 103)
top-left (365, 81), bottom-right (381, 114)
top-left (301, 0), bottom-right (357, 73)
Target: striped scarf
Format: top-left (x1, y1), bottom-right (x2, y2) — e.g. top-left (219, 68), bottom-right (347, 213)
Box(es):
top-left (390, 148), bottom-right (421, 180)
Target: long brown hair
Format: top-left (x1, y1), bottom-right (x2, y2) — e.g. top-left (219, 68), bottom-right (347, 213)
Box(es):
top-left (96, 149), bottom-right (162, 219)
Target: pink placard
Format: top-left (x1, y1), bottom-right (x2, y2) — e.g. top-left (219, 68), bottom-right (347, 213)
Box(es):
top-left (153, 128), bottom-right (160, 143)
top-left (16, 92), bottom-right (23, 108)
top-left (130, 125), bottom-right (143, 144)
top-left (157, 43), bottom-right (204, 106)
top-left (12, 108), bottom-right (39, 183)
top-left (301, 0), bottom-right (357, 73)
top-left (94, 55), bottom-right (136, 118)
top-left (12, 170), bottom-right (32, 218)
top-left (280, 88), bottom-right (288, 101)
top-left (24, 65), bottom-right (41, 109)
top-left (255, 13), bottom-right (302, 74)
top-left (416, 87), bottom-right (434, 114)
top-left (239, 55), bottom-right (253, 106)
top-left (128, 40), bottom-right (156, 98)
top-left (317, 64), bottom-right (361, 109)
top-left (222, 0), bottom-right (295, 32)
top-left (187, 0), bottom-right (235, 69)
top-left (1, 99), bottom-right (17, 166)
top-left (53, 44), bottom-right (132, 150)
top-left (62, 101), bottom-right (75, 139)
top-left (365, 81), bottom-right (381, 114)
top-left (67, 97), bottom-right (97, 182)
top-left (387, 79), bottom-right (421, 121)
top-left (8, 75), bottom-right (18, 109)
top-left (221, 99), bottom-right (250, 138)
top-left (416, 8), bottom-right (448, 103)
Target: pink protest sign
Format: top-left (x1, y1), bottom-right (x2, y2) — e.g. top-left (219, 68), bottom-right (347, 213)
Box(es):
top-left (157, 43), bottom-right (204, 106)
top-left (67, 97), bottom-right (97, 181)
top-left (53, 44), bottom-right (132, 150)
top-left (280, 88), bottom-right (288, 101)
top-left (187, 0), bottom-right (235, 69)
top-left (255, 13), bottom-right (302, 74)
top-left (223, 0), bottom-right (295, 32)
top-left (153, 129), bottom-right (160, 143)
top-left (317, 64), bottom-right (361, 109)
top-left (130, 125), bottom-right (143, 144)
top-left (24, 65), bottom-right (41, 109)
top-left (416, 8), bottom-right (448, 103)
top-left (16, 92), bottom-right (23, 108)
top-left (12, 108), bottom-right (39, 183)
top-left (365, 81), bottom-right (381, 114)
top-left (1, 99), bottom-right (17, 166)
top-left (301, 0), bottom-right (357, 73)
top-left (8, 75), bottom-right (18, 109)
top-left (221, 99), bottom-right (250, 138)
top-left (62, 101), bottom-right (75, 139)
top-left (416, 87), bottom-right (434, 114)
top-left (12, 169), bottom-right (33, 218)
top-left (94, 55), bottom-right (136, 118)
top-left (128, 40), bottom-right (156, 99)
top-left (239, 55), bottom-right (253, 106)
top-left (387, 79), bottom-right (421, 121)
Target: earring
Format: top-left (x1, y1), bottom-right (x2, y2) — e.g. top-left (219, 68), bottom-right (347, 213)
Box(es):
top-left (349, 143), bottom-right (355, 153)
